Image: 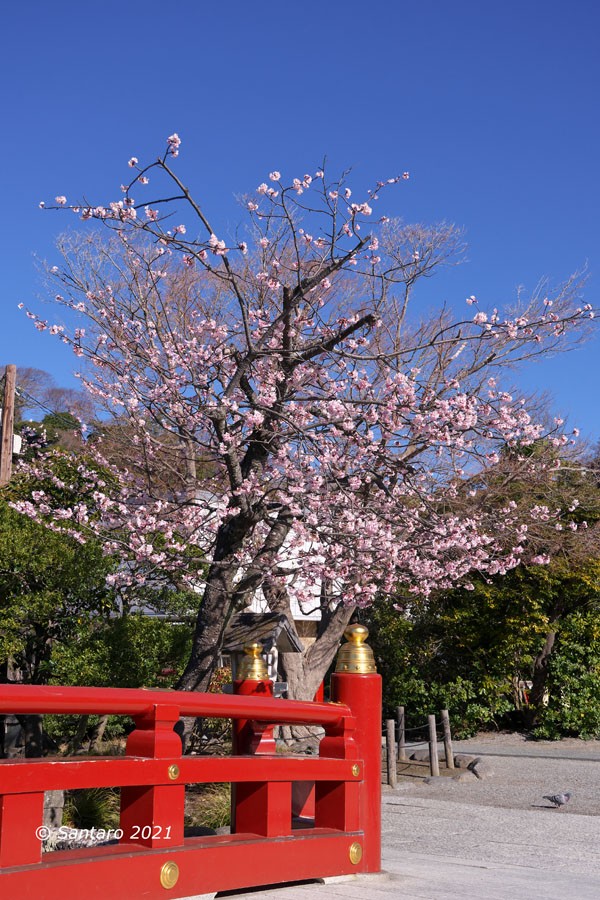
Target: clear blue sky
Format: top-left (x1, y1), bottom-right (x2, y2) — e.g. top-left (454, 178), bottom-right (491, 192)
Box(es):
top-left (1, 1), bottom-right (598, 444)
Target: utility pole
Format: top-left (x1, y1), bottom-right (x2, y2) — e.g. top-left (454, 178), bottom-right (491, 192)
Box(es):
top-left (0, 364), bottom-right (16, 486)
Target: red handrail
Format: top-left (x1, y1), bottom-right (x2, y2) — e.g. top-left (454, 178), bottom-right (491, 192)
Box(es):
top-left (0, 683), bottom-right (349, 725)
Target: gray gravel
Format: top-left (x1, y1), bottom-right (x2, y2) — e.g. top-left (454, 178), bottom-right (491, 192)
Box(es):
top-left (391, 734), bottom-right (600, 817)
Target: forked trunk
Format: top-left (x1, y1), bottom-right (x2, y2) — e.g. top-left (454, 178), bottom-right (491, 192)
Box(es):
top-left (526, 628), bottom-right (557, 727)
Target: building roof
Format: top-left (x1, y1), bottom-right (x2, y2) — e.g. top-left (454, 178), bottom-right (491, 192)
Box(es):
top-left (222, 612), bottom-right (304, 654)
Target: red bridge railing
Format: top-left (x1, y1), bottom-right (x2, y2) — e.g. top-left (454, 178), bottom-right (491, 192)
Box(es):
top-left (0, 627), bottom-right (382, 900)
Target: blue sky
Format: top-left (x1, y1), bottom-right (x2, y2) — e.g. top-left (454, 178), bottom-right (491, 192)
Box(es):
top-left (1, 1), bottom-right (598, 444)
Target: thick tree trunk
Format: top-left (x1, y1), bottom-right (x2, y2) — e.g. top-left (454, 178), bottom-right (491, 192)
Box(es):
top-left (526, 628), bottom-right (557, 727)
top-left (265, 580), bottom-right (356, 746)
top-left (178, 509), bottom-right (293, 694)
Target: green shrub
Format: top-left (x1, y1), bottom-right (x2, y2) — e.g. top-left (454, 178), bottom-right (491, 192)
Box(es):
top-left (186, 783), bottom-right (231, 830)
top-left (63, 788), bottom-right (121, 830)
top-left (534, 612), bottom-right (600, 739)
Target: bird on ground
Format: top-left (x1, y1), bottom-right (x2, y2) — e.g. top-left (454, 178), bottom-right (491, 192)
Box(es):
top-left (543, 791), bottom-right (572, 808)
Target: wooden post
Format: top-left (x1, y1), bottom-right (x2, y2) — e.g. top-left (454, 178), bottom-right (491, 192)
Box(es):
top-left (428, 715), bottom-right (439, 777)
top-left (441, 709), bottom-right (455, 770)
top-left (396, 705), bottom-right (406, 761)
top-left (0, 365), bottom-right (16, 487)
top-left (386, 719), bottom-right (397, 788)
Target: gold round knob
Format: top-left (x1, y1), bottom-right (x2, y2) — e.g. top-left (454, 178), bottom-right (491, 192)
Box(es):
top-left (352, 764), bottom-right (360, 777)
top-left (349, 842), bottom-right (363, 864)
top-left (160, 861), bottom-right (179, 889)
top-left (168, 764), bottom-right (180, 780)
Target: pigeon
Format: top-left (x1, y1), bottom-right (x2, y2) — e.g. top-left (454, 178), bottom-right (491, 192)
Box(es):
top-left (543, 791), bottom-right (572, 808)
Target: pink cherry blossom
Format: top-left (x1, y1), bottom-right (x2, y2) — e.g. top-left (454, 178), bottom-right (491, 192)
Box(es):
top-left (18, 137), bottom-right (598, 695)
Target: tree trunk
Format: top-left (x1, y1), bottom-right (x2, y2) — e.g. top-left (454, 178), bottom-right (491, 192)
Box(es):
top-left (88, 714), bottom-right (109, 752)
top-left (18, 714), bottom-right (45, 757)
top-left (177, 570), bottom-right (239, 693)
top-left (67, 714), bottom-right (90, 754)
top-left (526, 628), bottom-right (557, 727)
top-left (265, 580), bottom-right (356, 746)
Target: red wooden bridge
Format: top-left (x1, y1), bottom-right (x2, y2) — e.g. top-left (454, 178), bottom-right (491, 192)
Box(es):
top-left (0, 628), bottom-right (381, 899)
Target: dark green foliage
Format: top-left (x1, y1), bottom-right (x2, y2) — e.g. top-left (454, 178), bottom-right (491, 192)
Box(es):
top-left (534, 611), bottom-right (600, 739)
top-left (50, 614), bottom-right (192, 689)
top-left (366, 559), bottom-right (600, 738)
top-left (0, 497), bottom-right (116, 683)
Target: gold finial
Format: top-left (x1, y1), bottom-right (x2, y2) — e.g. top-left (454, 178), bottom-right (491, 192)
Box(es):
top-left (237, 642), bottom-right (269, 680)
top-left (335, 624), bottom-right (377, 674)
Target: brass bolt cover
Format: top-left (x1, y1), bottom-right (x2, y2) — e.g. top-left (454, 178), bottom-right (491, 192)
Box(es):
top-left (349, 842), bottom-right (363, 864)
top-left (237, 642), bottom-right (269, 680)
top-left (160, 861), bottom-right (180, 889)
top-left (167, 764), bottom-right (180, 780)
top-left (335, 625), bottom-right (377, 674)
top-left (352, 764), bottom-right (361, 777)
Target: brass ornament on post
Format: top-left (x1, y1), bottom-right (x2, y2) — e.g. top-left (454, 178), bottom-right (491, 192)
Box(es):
top-left (160, 861), bottom-right (180, 889)
top-left (335, 625), bottom-right (377, 674)
top-left (237, 642), bottom-right (269, 680)
top-left (167, 764), bottom-right (180, 780)
top-left (349, 841), bottom-right (363, 864)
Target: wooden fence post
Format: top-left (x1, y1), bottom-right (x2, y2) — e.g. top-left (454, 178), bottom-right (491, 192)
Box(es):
top-left (428, 715), bottom-right (439, 777)
top-left (386, 719), bottom-right (397, 788)
top-left (441, 709), bottom-right (455, 770)
top-left (396, 706), bottom-right (406, 761)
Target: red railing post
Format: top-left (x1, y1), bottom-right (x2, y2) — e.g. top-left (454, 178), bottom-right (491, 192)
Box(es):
top-left (327, 625), bottom-right (382, 873)
top-left (0, 791), bottom-right (45, 867)
top-left (232, 644), bottom-right (291, 836)
top-left (120, 702), bottom-right (185, 848)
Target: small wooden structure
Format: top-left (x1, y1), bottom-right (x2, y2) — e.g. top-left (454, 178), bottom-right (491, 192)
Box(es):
top-left (222, 611), bottom-right (303, 680)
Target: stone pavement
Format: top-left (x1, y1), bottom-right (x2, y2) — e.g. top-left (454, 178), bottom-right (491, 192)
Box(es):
top-left (38, 736), bottom-right (600, 899)
top-left (212, 794), bottom-right (600, 899)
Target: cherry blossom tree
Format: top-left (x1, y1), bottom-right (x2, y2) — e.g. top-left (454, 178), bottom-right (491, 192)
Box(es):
top-left (16, 134), bottom-right (597, 707)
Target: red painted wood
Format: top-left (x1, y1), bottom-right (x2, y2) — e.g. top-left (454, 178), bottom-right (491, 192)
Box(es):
top-left (120, 703), bottom-right (185, 846)
top-left (0, 792), bottom-right (44, 867)
top-left (330, 671), bottom-right (382, 872)
top-left (232, 678), bottom-right (277, 755)
top-left (0, 830), bottom-right (365, 899)
top-left (120, 784), bottom-right (185, 847)
top-left (0, 755), bottom-right (359, 793)
top-left (0, 672), bottom-right (381, 895)
top-left (0, 684), bottom-right (349, 726)
top-left (234, 780), bottom-right (293, 836)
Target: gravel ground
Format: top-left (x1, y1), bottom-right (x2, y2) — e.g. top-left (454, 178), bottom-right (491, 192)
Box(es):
top-left (394, 732), bottom-right (600, 817)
